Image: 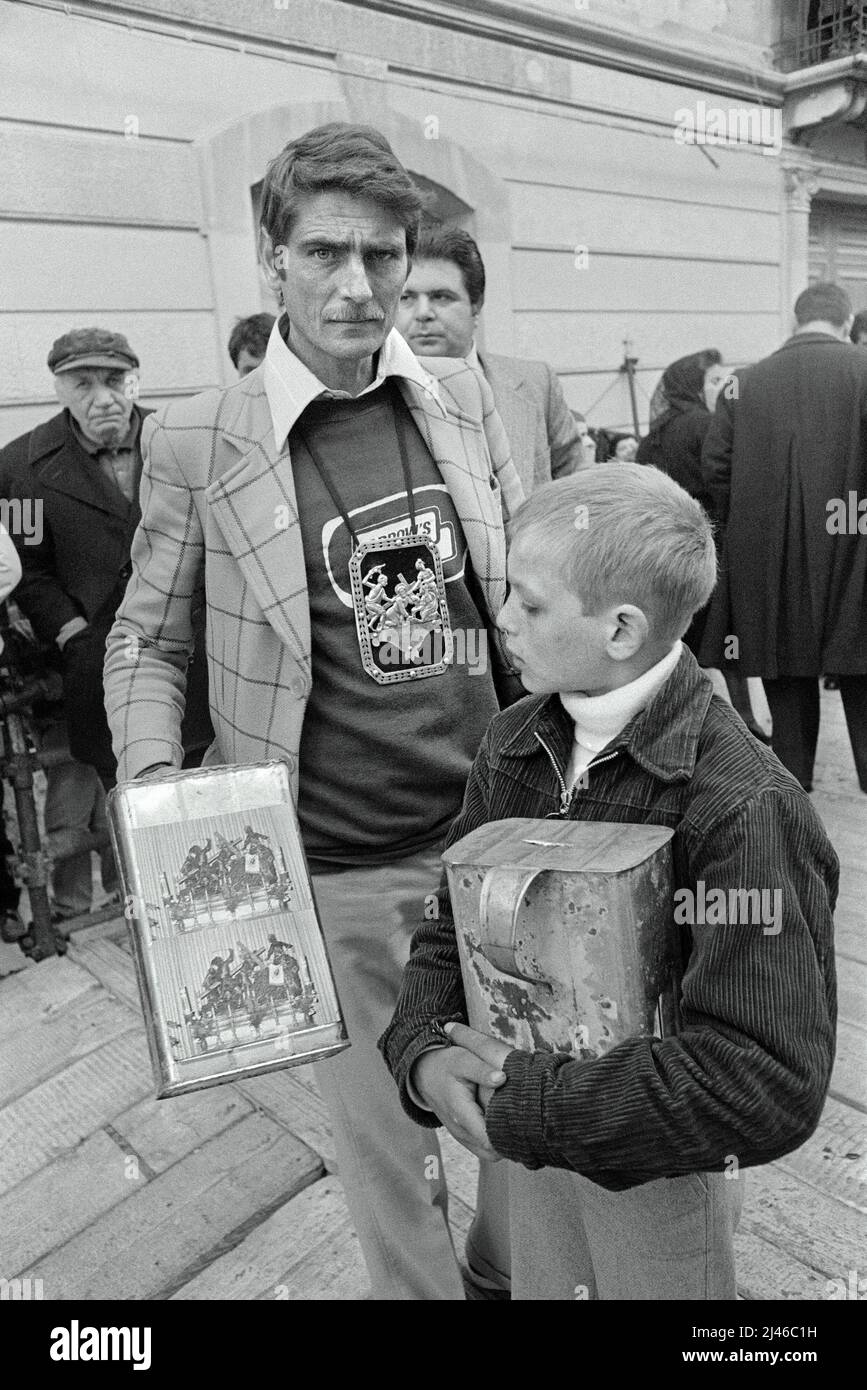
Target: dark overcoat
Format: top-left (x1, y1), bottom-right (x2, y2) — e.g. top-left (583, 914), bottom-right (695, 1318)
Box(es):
top-left (0, 407), bottom-right (212, 774)
top-left (636, 404), bottom-right (715, 516)
top-left (0, 407), bottom-right (150, 640)
top-left (699, 332), bottom-right (867, 677)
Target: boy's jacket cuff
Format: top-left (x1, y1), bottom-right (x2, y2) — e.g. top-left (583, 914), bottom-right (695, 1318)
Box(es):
top-left (378, 1018), bottom-right (460, 1129)
top-left (484, 1048), bottom-right (553, 1169)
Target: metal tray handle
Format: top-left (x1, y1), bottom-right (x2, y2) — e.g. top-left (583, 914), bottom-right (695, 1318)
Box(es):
top-left (478, 865), bottom-right (548, 981)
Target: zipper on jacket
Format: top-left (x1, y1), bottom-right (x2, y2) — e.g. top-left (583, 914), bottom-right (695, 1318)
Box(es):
top-left (534, 731), bottom-right (619, 817)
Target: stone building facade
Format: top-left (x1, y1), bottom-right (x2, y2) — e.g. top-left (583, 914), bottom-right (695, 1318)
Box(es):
top-left (3, 0), bottom-right (867, 441)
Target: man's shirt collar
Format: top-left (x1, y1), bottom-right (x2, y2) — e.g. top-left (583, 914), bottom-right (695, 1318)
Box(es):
top-left (263, 314), bottom-right (441, 449)
top-left (466, 342), bottom-right (482, 372)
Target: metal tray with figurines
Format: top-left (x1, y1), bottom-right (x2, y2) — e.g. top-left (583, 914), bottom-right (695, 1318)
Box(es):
top-left (107, 761), bottom-right (348, 1097)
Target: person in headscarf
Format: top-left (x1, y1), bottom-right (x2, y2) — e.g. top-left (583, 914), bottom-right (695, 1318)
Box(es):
top-left (637, 350), bottom-right (726, 507)
top-left (638, 349), bottom-right (770, 743)
top-left (849, 309), bottom-right (867, 347)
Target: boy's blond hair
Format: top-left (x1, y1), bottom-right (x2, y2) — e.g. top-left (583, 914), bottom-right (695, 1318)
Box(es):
top-left (509, 463), bottom-right (717, 644)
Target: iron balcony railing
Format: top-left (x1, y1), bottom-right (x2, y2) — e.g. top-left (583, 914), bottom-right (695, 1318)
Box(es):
top-left (775, 1), bottom-right (867, 72)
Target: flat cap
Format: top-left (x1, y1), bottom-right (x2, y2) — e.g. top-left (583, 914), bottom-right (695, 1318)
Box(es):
top-left (48, 328), bottom-right (139, 374)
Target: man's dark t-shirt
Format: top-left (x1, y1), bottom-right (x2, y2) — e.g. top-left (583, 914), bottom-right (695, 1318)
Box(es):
top-left (291, 381), bottom-right (500, 864)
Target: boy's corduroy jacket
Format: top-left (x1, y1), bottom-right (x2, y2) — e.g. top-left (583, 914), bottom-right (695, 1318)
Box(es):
top-left (380, 648), bottom-right (838, 1191)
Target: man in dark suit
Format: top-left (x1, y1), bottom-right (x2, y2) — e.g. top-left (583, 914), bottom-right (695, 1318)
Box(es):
top-left (397, 227), bottom-right (586, 490)
top-left (701, 281), bottom-right (867, 793)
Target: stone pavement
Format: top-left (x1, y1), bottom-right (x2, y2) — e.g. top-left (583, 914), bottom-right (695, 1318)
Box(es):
top-left (0, 686), bottom-right (864, 1300)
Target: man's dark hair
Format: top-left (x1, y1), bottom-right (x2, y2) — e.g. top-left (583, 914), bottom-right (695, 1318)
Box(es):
top-left (414, 226), bottom-right (486, 308)
top-left (794, 281), bottom-right (852, 327)
top-left (850, 309), bottom-right (867, 343)
top-left (259, 122), bottom-right (423, 256)
top-left (227, 313), bottom-right (275, 368)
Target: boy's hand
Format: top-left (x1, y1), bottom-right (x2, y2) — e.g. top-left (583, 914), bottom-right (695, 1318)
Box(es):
top-left (412, 1042), bottom-right (507, 1162)
top-left (444, 1022), bottom-right (514, 1112)
top-left (444, 1021), bottom-right (512, 1070)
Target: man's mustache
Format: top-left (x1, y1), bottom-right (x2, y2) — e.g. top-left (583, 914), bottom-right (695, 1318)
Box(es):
top-left (326, 309), bottom-right (385, 323)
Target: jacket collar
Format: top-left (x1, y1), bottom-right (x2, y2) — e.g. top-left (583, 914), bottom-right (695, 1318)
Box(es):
top-left (27, 408), bottom-right (85, 466)
top-left (208, 351), bottom-right (513, 680)
top-left (25, 407), bottom-right (148, 521)
top-left (776, 330), bottom-right (848, 354)
top-left (500, 646), bottom-right (714, 784)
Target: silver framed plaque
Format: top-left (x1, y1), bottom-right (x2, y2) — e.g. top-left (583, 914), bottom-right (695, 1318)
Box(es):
top-left (108, 761), bottom-right (348, 1098)
top-left (348, 535), bottom-right (452, 684)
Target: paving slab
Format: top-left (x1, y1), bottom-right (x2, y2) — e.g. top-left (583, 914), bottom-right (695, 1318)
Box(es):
top-left (238, 1071), bottom-right (337, 1171)
top-left (172, 1175), bottom-right (366, 1301)
top-left (737, 1162), bottom-right (866, 1279)
top-left (0, 1030), bottom-right (151, 1197)
top-left (109, 1085), bottom-right (254, 1176)
top-left (0, 989), bottom-right (141, 1108)
top-left (734, 1228), bottom-right (834, 1301)
top-left (69, 935), bottom-right (142, 1013)
top-left (0, 1128), bottom-right (133, 1275)
top-left (26, 1114), bottom-right (323, 1301)
top-left (778, 1097), bottom-right (867, 1213)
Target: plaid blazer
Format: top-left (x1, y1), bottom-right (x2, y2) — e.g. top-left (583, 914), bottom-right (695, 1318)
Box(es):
top-left (104, 358), bottom-right (525, 784)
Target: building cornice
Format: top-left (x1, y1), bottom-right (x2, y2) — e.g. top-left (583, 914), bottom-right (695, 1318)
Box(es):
top-left (34, 0), bottom-right (786, 105)
top-left (782, 54), bottom-right (867, 138)
top-left (337, 0), bottom-right (785, 101)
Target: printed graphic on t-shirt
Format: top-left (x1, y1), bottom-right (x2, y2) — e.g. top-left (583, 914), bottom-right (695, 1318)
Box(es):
top-left (321, 483), bottom-right (463, 607)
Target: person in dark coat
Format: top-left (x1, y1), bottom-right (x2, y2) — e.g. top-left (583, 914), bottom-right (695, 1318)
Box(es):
top-left (700, 281), bottom-right (867, 793)
top-left (849, 309), bottom-right (867, 347)
top-left (637, 349), bottom-right (769, 743)
top-left (0, 328), bottom-right (212, 786)
top-left (637, 349), bottom-right (724, 506)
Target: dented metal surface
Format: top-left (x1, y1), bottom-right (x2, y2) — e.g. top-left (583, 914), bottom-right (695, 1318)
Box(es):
top-left (443, 819), bottom-right (677, 1058)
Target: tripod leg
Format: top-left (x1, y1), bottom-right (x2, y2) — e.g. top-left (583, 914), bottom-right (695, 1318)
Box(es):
top-left (5, 712), bottom-right (65, 959)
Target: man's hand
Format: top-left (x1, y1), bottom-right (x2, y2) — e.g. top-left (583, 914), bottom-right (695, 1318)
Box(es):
top-left (444, 1022), bottom-right (513, 1112)
top-left (412, 1040), bottom-right (507, 1162)
top-left (135, 762), bottom-right (175, 781)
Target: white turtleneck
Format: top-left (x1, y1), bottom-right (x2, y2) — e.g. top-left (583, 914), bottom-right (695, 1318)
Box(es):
top-left (560, 642), bottom-right (682, 788)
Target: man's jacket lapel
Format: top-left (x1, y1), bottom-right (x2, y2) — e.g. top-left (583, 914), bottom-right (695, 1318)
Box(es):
top-left (480, 354), bottom-right (536, 490)
top-left (206, 366), bottom-right (518, 679)
top-left (206, 381), bottom-right (311, 678)
top-left (396, 369), bottom-right (516, 623)
top-left (30, 410), bottom-right (135, 523)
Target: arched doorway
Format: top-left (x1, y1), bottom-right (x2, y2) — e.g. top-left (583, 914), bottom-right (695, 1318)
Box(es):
top-left (196, 98), bottom-right (511, 383)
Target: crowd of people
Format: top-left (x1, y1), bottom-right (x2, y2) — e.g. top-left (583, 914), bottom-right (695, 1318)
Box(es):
top-left (0, 119), bottom-right (857, 1301)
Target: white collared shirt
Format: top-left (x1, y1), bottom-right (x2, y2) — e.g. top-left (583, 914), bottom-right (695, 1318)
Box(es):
top-left (262, 315), bottom-right (443, 450)
top-left (560, 642), bottom-right (683, 788)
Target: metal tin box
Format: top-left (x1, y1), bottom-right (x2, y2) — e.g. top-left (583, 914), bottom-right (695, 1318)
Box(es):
top-left (108, 761), bottom-right (348, 1097)
top-left (442, 818), bottom-right (678, 1058)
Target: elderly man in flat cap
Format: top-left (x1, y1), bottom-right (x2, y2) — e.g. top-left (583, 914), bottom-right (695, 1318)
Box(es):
top-left (0, 329), bottom-right (150, 784)
top-left (0, 329), bottom-right (210, 919)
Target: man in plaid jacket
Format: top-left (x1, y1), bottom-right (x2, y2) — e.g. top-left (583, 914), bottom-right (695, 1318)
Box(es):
top-left (104, 122), bottom-right (524, 1300)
